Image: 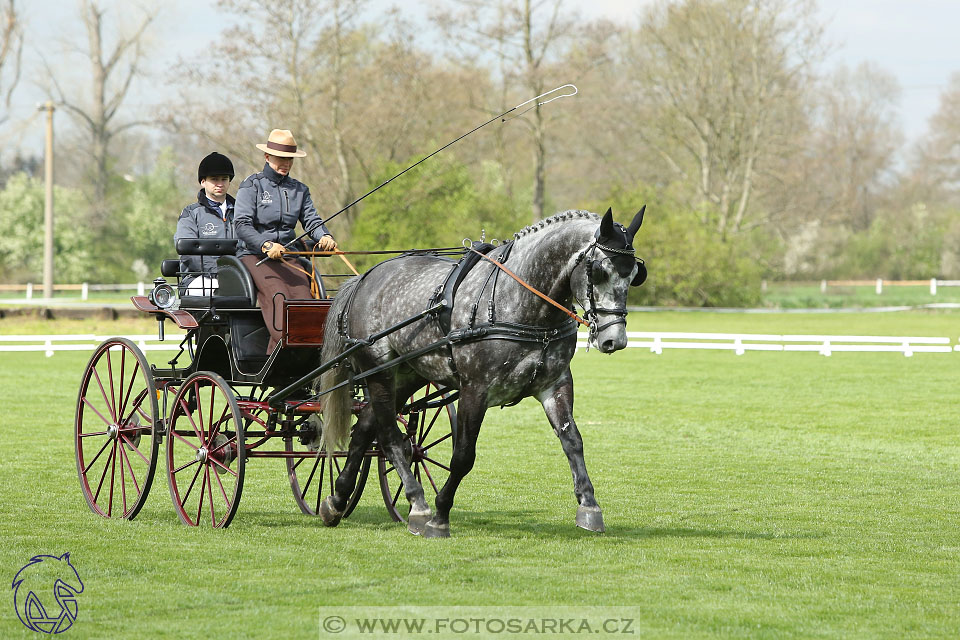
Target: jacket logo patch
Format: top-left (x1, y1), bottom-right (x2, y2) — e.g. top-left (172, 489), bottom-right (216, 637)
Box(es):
top-left (261, 191), bottom-right (273, 204)
top-left (200, 222), bottom-right (218, 236)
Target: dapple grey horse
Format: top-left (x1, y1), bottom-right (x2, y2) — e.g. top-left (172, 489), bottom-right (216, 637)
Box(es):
top-left (317, 208), bottom-right (645, 537)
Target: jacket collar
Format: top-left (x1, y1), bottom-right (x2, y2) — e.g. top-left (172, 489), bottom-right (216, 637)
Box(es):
top-left (262, 162), bottom-right (288, 185)
top-left (196, 189), bottom-right (235, 215)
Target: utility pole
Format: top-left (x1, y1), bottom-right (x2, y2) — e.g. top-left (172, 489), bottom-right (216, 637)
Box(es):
top-left (40, 101), bottom-right (54, 300)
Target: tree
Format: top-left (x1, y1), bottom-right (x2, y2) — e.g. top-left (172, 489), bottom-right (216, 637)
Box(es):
top-left (0, 0), bottom-right (22, 125)
top-left (432, 0), bottom-right (580, 223)
top-left (912, 72), bottom-right (960, 206)
top-left (348, 154), bottom-right (520, 272)
top-left (0, 172), bottom-right (95, 282)
top-left (45, 0), bottom-right (157, 220)
top-left (171, 0), bottom-right (471, 237)
top-left (811, 63), bottom-right (902, 232)
top-left (624, 0), bottom-right (824, 239)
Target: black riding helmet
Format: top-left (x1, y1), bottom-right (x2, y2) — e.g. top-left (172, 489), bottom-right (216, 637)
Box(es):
top-left (198, 152), bottom-right (235, 183)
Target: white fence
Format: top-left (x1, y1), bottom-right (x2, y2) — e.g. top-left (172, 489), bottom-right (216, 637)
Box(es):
top-left (5, 278), bottom-right (960, 301)
top-left (0, 283), bottom-right (147, 300)
top-left (2, 331), bottom-right (955, 358)
top-left (0, 334), bottom-right (184, 357)
top-left (576, 332), bottom-right (954, 356)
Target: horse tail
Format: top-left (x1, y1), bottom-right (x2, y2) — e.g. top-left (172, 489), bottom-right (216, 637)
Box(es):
top-left (317, 275), bottom-right (361, 452)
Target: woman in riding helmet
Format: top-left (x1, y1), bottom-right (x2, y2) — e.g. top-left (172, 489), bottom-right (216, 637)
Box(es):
top-left (174, 151), bottom-right (236, 296)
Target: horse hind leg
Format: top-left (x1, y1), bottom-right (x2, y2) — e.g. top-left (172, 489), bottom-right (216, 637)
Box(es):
top-left (318, 404), bottom-right (377, 527)
top-left (538, 374), bottom-right (605, 533)
top-left (367, 374), bottom-right (433, 534)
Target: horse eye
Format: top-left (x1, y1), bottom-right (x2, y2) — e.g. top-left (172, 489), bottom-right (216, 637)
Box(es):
top-left (591, 260), bottom-right (609, 281)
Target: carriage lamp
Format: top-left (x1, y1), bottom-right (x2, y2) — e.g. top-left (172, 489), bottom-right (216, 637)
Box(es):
top-left (150, 277), bottom-right (177, 310)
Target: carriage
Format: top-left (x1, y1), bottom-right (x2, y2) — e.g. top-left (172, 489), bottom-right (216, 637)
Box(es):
top-left (73, 238), bottom-right (457, 528)
top-left (76, 205), bottom-right (646, 536)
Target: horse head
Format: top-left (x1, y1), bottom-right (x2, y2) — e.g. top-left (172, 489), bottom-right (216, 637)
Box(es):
top-left (573, 206), bottom-right (646, 353)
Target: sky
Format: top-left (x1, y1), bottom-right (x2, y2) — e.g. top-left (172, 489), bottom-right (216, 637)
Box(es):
top-left (4, 0), bottom-right (959, 158)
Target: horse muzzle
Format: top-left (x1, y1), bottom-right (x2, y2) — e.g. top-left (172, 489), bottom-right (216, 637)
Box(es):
top-left (591, 314), bottom-right (628, 353)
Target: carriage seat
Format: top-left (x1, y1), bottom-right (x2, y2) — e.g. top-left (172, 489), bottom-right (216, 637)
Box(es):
top-left (173, 238), bottom-right (255, 309)
top-left (215, 255), bottom-right (258, 307)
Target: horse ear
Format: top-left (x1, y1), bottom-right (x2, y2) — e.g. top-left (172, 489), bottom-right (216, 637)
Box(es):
top-left (599, 208), bottom-right (614, 237)
top-left (627, 205), bottom-right (645, 241)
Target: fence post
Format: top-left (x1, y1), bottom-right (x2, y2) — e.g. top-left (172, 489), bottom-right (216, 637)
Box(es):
top-left (876, 279), bottom-right (883, 295)
top-left (81, 282), bottom-right (89, 300)
top-left (931, 278), bottom-right (937, 295)
top-left (820, 280), bottom-right (827, 293)
top-left (25, 283), bottom-right (33, 300)
top-left (137, 282), bottom-right (145, 295)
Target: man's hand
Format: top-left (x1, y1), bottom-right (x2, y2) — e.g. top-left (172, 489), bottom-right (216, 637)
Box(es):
top-left (315, 235), bottom-right (337, 251)
top-left (263, 241), bottom-right (286, 260)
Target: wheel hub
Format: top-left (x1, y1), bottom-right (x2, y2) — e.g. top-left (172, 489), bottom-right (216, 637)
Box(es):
top-left (106, 424), bottom-right (120, 440)
top-left (120, 415), bottom-right (142, 449)
top-left (209, 434), bottom-right (235, 475)
top-left (196, 447), bottom-right (208, 464)
top-left (410, 443), bottom-right (424, 463)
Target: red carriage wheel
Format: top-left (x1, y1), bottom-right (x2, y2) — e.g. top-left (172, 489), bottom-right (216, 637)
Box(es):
top-left (75, 338), bottom-right (160, 520)
top-left (378, 383), bottom-right (457, 523)
top-left (166, 372), bottom-right (245, 528)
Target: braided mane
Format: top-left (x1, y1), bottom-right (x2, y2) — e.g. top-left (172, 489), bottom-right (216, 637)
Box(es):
top-left (512, 210), bottom-right (599, 240)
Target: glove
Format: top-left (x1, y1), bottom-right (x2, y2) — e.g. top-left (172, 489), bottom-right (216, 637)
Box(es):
top-left (315, 235), bottom-right (337, 251)
top-left (263, 241), bottom-right (286, 260)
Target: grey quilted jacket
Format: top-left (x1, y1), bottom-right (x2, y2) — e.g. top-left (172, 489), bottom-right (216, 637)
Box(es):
top-left (174, 190), bottom-right (235, 283)
top-left (233, 163), bottom-right (331, 258)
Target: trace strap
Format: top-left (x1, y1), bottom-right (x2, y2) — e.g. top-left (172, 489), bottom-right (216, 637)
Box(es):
top-left (469, 247), bottom-right (591, 328)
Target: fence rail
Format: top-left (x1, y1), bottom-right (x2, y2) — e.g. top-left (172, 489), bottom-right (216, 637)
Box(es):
top-left (2, 331), bottom-right (954, 358)
top-left (5, 278), bottom-right (960, 301)
top-left (0, 334), bottom-right (184, 356)
top-left (0, 283), bottom-right (148, 299)
top-left (574, 332), bottom-right (953, 356)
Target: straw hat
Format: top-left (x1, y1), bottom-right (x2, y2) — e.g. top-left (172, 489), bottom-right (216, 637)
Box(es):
top-left (255, 129), bottom-right (307, 158)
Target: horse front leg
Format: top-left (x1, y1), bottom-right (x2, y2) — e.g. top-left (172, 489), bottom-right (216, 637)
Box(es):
top-left (423, 385), bottom-right (488, 538)
top-left (538, 371), bottom-right (605, 532)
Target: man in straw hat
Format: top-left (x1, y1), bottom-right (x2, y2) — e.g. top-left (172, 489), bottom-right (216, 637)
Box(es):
top-left (235, 129), bottom-right (337, 353)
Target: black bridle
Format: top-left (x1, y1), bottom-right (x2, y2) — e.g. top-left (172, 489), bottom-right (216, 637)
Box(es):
top-left (574, 231), bottom-right (645, 345)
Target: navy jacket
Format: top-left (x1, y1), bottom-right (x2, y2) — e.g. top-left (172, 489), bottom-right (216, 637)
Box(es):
top-left (233, 163), bottom-right (331, 258)
top-left (174, 190), bottom-right (235, 284)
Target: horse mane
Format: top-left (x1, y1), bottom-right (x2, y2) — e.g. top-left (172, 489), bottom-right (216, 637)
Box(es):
top-left (512, 210), bottom-right (599, 240)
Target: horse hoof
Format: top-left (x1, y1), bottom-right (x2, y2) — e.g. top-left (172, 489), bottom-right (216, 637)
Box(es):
top-left (319, 496), bottom-right (343, 527)
top-left (407, 512), bottom-right (432, 535)
top-left (423, 520), bottom-right (451, 539)
top-left (575, 506), bottom-right (605, 533)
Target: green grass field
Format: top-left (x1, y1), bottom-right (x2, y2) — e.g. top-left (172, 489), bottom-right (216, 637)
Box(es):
top-left (2, 311), bottom-right (959, 638)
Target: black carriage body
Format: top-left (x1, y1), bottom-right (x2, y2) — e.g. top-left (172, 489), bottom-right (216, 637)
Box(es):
top-left (144, 247), bottom-right (328, 390)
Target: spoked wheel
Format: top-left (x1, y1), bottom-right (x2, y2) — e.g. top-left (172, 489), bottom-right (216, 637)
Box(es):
top-left (75, 338), bottom-right (160, 519)
top-left (166, 372), bottom-right (245, 528)
top-left (378, 383), bottom-right (457, 523)
top-left (285, 420), bottom-right (370, 517)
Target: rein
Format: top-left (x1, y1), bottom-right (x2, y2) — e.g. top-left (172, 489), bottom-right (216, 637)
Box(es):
top-left (468, 247), bottom-right (591, 329)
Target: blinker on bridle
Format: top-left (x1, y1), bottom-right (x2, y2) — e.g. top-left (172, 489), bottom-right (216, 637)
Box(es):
top-left (575, 225), bottom-right (648, 344)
